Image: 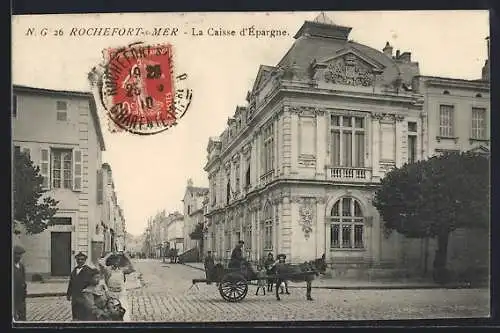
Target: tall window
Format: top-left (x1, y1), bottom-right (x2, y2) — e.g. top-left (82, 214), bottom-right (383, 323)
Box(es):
top-left (56, 101), bottom-right (68, 121)
top-left (439, 105), bottom-right (454, 137)
top-left (210, 177), bottom-right (217, 206)
top-left (235, 163), bottom-right (240, 192)
top-left (408, 121), bottom-right (417, 164)
top-left (331, 115), bottom-right (365, 167)
top-left (224, 230), bottom-right (231, 251)
top-left (262, 123), bottom-right (274, 174)
top-left (51, 149), bottom-right (72, 189)
top-left (263, 204), bottom-right (273, 251)
top-left (226, 180), bottom-right (231, 205)
top-left (471, 108), bottom-right (487, 140)
top-left (245, 164), bottom-right (251, 188)
top-left (12, 95), bottom-right (17, 118)
top-left (330, 197), bottom-right (364, 249)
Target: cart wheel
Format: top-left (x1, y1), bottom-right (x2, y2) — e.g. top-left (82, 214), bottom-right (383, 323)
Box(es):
top-left (218, 273), bottom-right (248, 302)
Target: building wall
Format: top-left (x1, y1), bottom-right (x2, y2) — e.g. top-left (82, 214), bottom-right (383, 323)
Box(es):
top-left (415, 79), bottom-right (490, 156)
top-left (13, 90), bottom-right (103, 276)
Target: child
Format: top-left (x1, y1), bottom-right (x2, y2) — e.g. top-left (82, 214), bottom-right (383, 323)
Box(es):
top-left (255, 265), bottom-right (267, 296)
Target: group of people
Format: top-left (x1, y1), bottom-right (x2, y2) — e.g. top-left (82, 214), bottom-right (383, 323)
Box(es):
top-left (68, 251), bottom-right (135, 321)
top-left (202, 241), bottom-right (290, 296)
top-left (13, 245), bottom-right (135, 322)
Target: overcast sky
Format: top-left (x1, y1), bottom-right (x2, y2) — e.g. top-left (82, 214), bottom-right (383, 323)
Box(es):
top-left (12, 11), bottom-right (489, 236)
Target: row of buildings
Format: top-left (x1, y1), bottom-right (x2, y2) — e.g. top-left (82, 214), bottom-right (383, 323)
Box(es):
top-left (143, 179), bottom-right (208, 259)
top-left (12, 85), bottom-right (127, 279)
top-left (199, 15), bottom-right (490, 274)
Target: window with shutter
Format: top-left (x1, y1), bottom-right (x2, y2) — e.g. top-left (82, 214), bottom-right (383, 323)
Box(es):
top-left (73, 149), bottom-right (82, 191)
top-left (40, 148), bottom-right (50, 189)
top-left (97, 169), bottom-right (104, 204)
top-left (22, 148), bottom-right (31, 158)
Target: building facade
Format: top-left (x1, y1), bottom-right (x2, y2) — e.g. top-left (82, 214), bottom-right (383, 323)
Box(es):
top-left (94, 163), bottom-right (126, 258)
top-left (182, 179), bottom-right (209, 253)
top-left (204, 15), bottom-right (490, 272)
top-left (166, 212), bottom-right (185, 255)
top-left (12, 85), bottom-right (106, 278)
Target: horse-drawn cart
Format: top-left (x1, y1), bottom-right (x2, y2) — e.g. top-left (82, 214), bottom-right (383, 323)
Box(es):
top-left (192, 266), bottom-right (251, 302)
top-left (191, 257), bottom-right (327, 302)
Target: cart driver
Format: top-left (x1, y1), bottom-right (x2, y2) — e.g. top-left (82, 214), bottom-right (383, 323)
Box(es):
top-left (228, 240), bottom-right (245, 269)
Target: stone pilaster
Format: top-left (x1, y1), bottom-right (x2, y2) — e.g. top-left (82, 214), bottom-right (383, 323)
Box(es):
top-left (281, 108), bottom-right (292, 176)
top-left (316, 110), bottom-right (326, 177)
top-left (290, 111), bottom-right (299, 174)
top-left (395, 115), bottom-right (404, 168)
top-left (371, 114), bottom-right (381, 179)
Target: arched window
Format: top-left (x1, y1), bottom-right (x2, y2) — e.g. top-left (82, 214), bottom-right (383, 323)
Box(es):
top-left (263, 204), bottom-right (273, 251)
top-left (475, 93), bottom-right (482, 98)
top-left (329, 197), bottom-right (364, 249)
top-left (443, 90), bottom-right (450, 95)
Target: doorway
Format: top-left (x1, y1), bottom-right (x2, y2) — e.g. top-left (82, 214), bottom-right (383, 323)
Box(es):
top-left (51, 232), bottom-right (72, 276)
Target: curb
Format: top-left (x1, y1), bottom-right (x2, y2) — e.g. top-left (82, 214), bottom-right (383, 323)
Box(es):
top-left (181, 263), bottom-right (482, 290)
top-left (27, 292), bottom-right (67, 298)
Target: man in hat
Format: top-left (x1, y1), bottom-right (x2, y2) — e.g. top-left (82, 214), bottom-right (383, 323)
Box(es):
top-left (66, 252), bottom-right (93, 321)
top-left (13, 245), bottom-right (27, 321)
top-left (228, 240), bottom-right (245, 269)
top-left (204, 251), bottom-right (215, 283)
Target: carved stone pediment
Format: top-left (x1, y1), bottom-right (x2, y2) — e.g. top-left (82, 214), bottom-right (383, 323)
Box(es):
top-left (318, 49), bottom-right (384, 87)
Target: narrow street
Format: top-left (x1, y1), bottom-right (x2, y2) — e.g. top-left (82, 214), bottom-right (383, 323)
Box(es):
top-left (26, 259), bottom-right (490, 322)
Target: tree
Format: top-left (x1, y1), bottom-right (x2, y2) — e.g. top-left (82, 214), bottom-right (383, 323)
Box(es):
top-left (373, 151), bottom-right (489, 283)
top-left (13, 150), bottom-right (59, 235)
top-left (189, 222), bottom-right (205, 260)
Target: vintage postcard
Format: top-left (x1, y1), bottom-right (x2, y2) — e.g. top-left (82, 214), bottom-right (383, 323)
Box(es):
top-left (12, 11), bottom-right (490, 323)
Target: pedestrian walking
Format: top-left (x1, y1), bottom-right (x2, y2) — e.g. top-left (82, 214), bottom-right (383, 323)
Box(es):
top-left (66, 252), bottom-right (93, 321)
top-left (99, 252), bottom-right (135, 322)
top-left (255, 265), bottom-right (267, 296)
top-left (13, 245), bottom-right (27, 321)
top-left (204, 251), bottom-right (215, 284)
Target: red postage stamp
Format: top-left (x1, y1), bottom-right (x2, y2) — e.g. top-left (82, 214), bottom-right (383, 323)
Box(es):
top-left (90, 42), bottom-right (192, 135)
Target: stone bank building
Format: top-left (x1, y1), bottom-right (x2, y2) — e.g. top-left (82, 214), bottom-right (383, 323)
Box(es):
top-left (203, 15), bottom-right (490, 273)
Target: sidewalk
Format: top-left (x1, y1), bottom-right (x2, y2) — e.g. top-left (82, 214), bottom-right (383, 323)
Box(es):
top-left (181, 262), bottom-right (479, 290)
top-left (26, 272), bottom-right (143, 298)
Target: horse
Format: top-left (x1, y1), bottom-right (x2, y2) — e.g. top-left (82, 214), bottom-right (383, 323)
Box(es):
top-left (268, 255), bottom-right (327, 301)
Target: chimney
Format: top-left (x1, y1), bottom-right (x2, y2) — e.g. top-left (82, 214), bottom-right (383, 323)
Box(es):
top-left (486, 36), bottom-right (490, 58)
top-left (383, 41), bottom-right (393, 57)
top-left (395, 49), bottom-right (400, 59)
top-left (482, 36), bottom-right (490, 81)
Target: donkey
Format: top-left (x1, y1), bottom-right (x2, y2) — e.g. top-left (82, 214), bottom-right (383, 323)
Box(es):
top-left (268, 255), bottom-right (327, 301)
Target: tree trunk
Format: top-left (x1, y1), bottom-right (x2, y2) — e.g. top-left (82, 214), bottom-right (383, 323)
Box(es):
top-left (432, 232), bottom-right (450, 283)
top-left (423, 237), bottom-right (429, 276)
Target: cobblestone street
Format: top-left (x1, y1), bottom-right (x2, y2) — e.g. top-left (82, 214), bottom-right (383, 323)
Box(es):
top-left (26, 259), bottom-right (490, 322)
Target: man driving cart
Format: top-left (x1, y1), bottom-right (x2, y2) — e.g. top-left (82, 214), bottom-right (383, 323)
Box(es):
top-left (228, 240), bottom-right (245, 270)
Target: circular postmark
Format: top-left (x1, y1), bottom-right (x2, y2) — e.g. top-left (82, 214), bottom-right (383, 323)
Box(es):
top-left (89, 42), bottom-right (192, 135)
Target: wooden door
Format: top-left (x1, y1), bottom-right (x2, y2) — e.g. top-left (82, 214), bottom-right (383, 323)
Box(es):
top-left (51, 232), bottom-right (72, 276)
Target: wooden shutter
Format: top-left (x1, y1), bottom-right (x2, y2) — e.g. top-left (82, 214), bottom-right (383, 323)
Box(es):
top-left (97, 169), bottom-right (103, 204)
top-left (40, 148), bottom-right (50, 189)
top-left (73, 149), bottom-right (82, 191)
